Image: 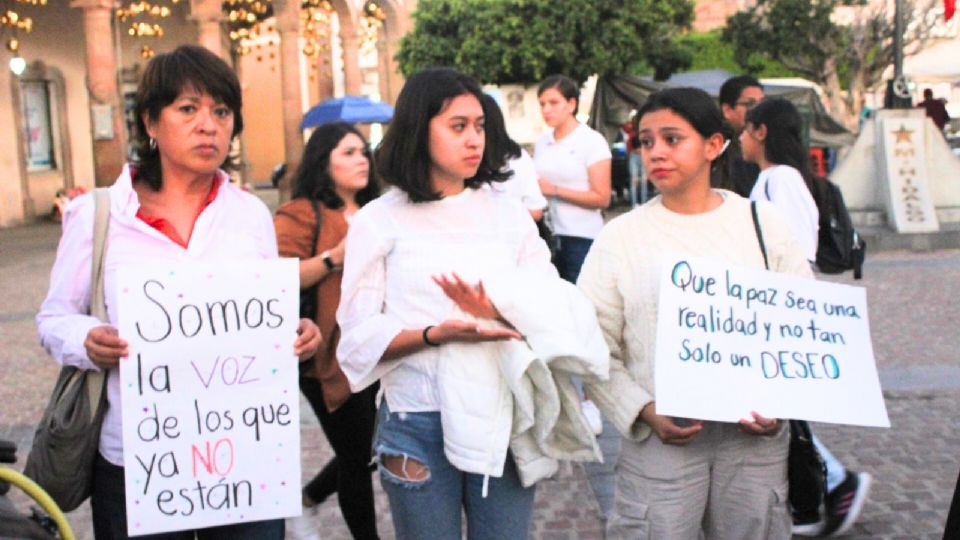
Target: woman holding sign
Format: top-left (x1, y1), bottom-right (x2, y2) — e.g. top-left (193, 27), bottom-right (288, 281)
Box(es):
top-left (36, 45), bottom-right (320, 540)
top-left (274, 122), bottom-right (381, 540)
top-left (336, 68), bottom-right (607, 539)
top-left (578, 88), bottom-right (812, 539)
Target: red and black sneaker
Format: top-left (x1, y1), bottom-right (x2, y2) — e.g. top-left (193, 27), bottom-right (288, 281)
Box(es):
top-left (822, 471), bottom-right (873, 537)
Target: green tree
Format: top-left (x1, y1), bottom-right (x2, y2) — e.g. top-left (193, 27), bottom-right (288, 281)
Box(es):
top-left (674, 31), bottom-right (800, 78)
top-left (396, 0), bottom-right (694, 84)
top-left (722, 0), bottom-right (939, 128)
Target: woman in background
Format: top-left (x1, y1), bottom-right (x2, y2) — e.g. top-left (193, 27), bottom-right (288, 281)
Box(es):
top-left (274, 122), bottom-right (381, 540)
top-left (740, 98), bottom-right (819, 263)
top-left (533, 74), bottom-right (611, 284)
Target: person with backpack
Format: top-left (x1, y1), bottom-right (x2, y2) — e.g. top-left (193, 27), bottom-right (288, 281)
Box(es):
top-left (741, 97), bottom-right (872, 537)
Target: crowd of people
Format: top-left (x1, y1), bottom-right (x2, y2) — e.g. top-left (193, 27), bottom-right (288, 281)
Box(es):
top-left (35, 44), bottom-right (887, 540)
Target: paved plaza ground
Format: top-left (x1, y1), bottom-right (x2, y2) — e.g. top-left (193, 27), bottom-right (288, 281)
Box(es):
top-left (2, 219), bottom-right (959, 539)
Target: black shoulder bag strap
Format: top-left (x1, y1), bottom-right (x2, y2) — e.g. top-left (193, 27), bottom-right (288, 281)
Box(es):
top-left (750, 201), bottom-right (769, 270)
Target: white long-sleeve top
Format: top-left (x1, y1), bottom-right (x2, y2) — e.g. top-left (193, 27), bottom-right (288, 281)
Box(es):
top-left (335, 186), bottom-right (556, 412)
top-left (750, 164), bottom-right (819, 262)
top-left (36, 165), bottom-right (277, 466)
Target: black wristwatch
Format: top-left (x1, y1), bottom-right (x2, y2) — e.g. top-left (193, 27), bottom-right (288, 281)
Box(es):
top-left (321, 251), bottom-right (336, 271)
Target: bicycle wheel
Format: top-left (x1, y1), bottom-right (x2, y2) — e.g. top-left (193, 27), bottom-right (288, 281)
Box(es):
top-left (0, 467), bottom-right (74, 540)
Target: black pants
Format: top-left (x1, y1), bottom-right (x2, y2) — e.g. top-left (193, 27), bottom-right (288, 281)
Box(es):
top-left (91, 454), bottom-right (283, 540)
top-left (300, 377), bottom-right (379, 540)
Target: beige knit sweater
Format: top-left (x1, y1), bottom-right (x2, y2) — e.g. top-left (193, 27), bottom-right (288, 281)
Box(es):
top-left (578, 191), bottom-right (813, 442)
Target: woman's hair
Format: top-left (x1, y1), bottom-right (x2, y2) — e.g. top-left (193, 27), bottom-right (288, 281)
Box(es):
top-left (376, 67), bottom-right (508, 203)
top-left (291, 122), bottom-right (380, 209)
top-left (637, 87), bottom-right (735, 190)
top-left (480, 94), bottom-right (521, 161)
top-left (745, 98), bottom-right (815, 192)
top-left (537, 74), bottom-right (580, 115)
top-left (132, 45), bottom-right (244, 191)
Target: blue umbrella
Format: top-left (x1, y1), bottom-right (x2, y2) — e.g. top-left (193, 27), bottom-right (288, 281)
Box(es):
top-left (301, 95), bottom-right (394, 128)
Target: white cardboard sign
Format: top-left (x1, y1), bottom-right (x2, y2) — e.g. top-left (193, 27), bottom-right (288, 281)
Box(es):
top-left (117, 259), bottom-right (301, 536)
top-left (654, 256), bottom-right (889, 428)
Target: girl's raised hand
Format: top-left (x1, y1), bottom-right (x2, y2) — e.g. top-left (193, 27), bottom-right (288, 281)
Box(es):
top-left (433, 273), bottom-right (501, 321)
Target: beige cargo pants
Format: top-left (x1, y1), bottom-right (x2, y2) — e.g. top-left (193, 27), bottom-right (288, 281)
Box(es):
top-left (607, 421), bottom-right (790, 540)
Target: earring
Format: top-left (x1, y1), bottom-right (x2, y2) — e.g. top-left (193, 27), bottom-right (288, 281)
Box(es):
top-left (149, 137), bottom-right (157, 150)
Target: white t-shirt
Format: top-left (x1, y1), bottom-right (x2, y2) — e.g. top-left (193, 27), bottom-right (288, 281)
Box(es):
top-left (336, 187), bottom-right (555, 412)
top-left (491, 148), bottom-right (547, 211)
top-left (533, 123), bottom-right (611, 238)
top-left (750, 164), bottom-right (819, 262)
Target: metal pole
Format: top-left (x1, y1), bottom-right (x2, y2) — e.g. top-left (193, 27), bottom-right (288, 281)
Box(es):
top-left (885, 0), bottom-right (911, 108)
top-left (894, 0), bottom-right (904, 79)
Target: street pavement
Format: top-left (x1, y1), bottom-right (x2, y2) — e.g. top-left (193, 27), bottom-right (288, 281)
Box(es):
top-left (1, 220), bottom-right (958, 539)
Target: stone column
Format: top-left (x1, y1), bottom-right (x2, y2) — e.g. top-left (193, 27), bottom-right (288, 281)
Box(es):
top-left (189, 0), bottom-right (226, 59)
top-left (317, 38), bottom-right (335, 102)
top-left (274, 0), bottom-right (304, 202)
top-left (71, 0), bottom-right (126, 187)
top-left (340, 31), bottom-right (362, 96)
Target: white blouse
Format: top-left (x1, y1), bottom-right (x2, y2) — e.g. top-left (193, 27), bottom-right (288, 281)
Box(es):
top-left (750, 164), bottom-right (819, 262)
top-left (491, 148), bottom-right (547, 211)
top-left (336, 186), bottom-right (555, 412)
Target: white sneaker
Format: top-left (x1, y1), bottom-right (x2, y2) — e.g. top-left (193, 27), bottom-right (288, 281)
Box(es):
top-left (581, 399), bottom-right (604, 435)
top-left (286, 506), bottom-right (321, 540)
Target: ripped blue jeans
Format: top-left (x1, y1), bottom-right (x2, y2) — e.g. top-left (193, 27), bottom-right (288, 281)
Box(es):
top-left (374, 400), bottom-right (535, 539)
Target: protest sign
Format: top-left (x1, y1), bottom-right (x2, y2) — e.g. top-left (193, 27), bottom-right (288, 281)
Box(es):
top-left (117, 259), bottom-right (301, 536)
top-left (654, 256), bottom-right (889, 428)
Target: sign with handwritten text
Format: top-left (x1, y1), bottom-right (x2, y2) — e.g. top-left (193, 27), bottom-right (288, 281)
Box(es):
top-left (117, 259), bottom-right (301, 536)
top-left (654, 256), bottom-right (889, 428)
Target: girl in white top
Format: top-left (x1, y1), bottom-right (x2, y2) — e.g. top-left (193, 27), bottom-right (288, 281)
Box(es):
top-left (741, 98), bottom-right (820, 262)
top-left (336, 67), bottom-right (559, 539)
top-left (578, 88), bottom-right (812, 539)
top-left (533, 75), bottom-right (612, 283)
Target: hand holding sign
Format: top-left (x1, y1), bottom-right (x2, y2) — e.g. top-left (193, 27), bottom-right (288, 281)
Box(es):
top-left (738, 411), bottom-right (781, 437)
top-left (639, 402), bottom-right (703, 446)
top-left (85, 325), bottom-right (128, 369)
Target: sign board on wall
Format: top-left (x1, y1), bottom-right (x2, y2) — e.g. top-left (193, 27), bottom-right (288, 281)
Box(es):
top-left (654, 256), bottom-right (889, 428)
top-left (117, 259), bottom-right (301, 536)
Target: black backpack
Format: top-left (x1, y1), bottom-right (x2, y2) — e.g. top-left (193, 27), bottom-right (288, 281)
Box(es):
top-left (810, 176), bottom-right (866, 279)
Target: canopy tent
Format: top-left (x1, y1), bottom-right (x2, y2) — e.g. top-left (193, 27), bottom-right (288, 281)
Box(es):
top-left (588, 71), bottom-right (855, 148)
